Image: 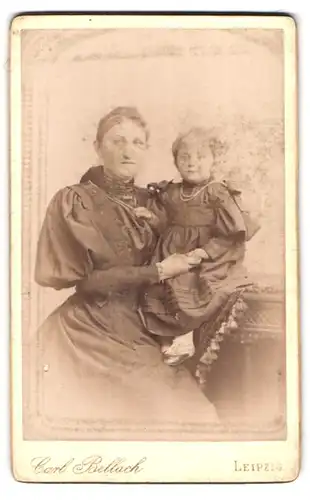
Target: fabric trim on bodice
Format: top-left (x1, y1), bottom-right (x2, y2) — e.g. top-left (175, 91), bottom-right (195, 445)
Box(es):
top-left (80, 165), bottom-right (138, 207)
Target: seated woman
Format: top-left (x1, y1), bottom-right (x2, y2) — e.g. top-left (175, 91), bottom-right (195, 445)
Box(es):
top-left (32, 107), bottom-right (219, 438)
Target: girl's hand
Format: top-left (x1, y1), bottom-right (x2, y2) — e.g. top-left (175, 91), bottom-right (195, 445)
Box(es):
top-left (133, 206), bottom-right (160, 229)
top-left (187, 248), bottom-right (210, 260)
top-left (157, 253), bottom-right (201, 281)
top-left (133, 206), bottom-right (155, 220)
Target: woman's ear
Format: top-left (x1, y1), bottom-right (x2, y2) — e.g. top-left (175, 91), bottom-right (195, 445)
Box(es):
top-left (209, 160), bottom-right (217, 176)
top-left (93, 140), bottom-right (99, 156)
top-left (94, 140), bottom-right (104, 163)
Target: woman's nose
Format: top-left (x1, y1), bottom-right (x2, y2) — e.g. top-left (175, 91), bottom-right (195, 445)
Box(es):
top-left (122, 149), bottom-right (130, 159)
top-left (121, 143), bottom-right (132, 159)
top-left (187, 156), bottom-right (197, 167)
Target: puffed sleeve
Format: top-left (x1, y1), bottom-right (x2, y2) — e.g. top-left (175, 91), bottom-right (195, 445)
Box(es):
top-left (203, 181), bottom-right (260, 260)
top-left (35, 186), bottom-right (161, 293)
top-left (35, 187), bottom-right (94, 289)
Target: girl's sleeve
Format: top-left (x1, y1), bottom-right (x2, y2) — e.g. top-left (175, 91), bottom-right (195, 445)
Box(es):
top-left (203, 182), bottom-right (260, 260)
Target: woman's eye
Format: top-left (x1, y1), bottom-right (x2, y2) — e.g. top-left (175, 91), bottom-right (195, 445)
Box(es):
top-left (179, 154), bottom-right (189, 161)
top-left (133, 138), bottom-right (144, 147)
top-left (113, 137), bottom-right (124, 145)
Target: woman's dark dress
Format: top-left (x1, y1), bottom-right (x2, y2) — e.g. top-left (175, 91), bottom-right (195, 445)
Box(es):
top-left (31, 167), bottom-right (218, 438)
top-left (141, 180), bottom-right (260, 336)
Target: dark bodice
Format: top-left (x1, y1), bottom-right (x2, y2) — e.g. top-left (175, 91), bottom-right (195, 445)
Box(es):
top-left (35, 167), bottom-right (158, 291)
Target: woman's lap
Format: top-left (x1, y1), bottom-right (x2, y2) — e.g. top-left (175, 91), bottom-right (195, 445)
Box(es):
top-left (37, 294), bottom-right (218, 425)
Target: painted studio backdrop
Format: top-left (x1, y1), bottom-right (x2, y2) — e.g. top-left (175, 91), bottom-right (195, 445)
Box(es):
top-left (21, 28), bottom-right (284, 331)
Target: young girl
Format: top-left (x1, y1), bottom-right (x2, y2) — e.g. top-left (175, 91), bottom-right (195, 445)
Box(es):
top-left (135, 127), bottom-right (260, 367)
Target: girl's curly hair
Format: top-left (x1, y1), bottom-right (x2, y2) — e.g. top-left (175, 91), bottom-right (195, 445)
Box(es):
top-left (172, 126), bottom-right (228, 164)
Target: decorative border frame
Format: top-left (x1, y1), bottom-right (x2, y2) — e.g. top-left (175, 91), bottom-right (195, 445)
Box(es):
top-left (10, 15), bottom-right (299, 483)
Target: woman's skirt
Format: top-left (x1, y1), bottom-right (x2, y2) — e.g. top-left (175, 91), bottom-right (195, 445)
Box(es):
top-left (24, 291), bottom-right (219, 440)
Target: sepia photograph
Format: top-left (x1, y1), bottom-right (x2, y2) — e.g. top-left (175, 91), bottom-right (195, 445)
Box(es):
top-left (10, 14), bottom-right (299, 482)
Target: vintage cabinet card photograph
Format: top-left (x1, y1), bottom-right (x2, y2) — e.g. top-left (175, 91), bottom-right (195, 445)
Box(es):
top-left (10, 13), bottom-right (299, 483)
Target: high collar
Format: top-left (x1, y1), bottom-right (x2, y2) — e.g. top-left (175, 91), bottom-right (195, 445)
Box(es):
top-left (80, 165), bottom-right (135, 200)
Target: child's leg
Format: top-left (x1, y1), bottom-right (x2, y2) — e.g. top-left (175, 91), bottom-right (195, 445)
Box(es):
top-left (163, 331), bottom-right (195, 366)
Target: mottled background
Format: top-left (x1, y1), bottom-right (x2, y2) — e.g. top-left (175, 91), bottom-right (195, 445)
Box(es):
top-left (22, 28), bottom-right (285, 322)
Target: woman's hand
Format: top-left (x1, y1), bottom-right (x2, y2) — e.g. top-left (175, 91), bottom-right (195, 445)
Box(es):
top-left (157, 253), bottom-right (202, 281)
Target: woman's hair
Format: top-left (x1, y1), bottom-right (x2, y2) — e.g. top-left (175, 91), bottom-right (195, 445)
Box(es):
top-left (172, 126), bottom-right (228, 164)
top-left (95, 106), bottom-right (150, 143)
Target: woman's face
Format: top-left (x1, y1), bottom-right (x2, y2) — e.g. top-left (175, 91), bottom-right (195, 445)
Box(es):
top-left (95, 119), bottom-right (148, 178)
top-left (176, 138), bottom-right (214, 185)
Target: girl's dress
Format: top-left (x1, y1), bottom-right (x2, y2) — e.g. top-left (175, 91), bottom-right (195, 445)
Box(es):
top-left (141, 179), bottom-right (260, 337)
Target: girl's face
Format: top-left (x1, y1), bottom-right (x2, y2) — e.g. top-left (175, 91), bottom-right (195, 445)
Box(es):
top-left (94, 118), bottom-right (148, 178)
top-left (176, 138), bottom-right (214, 185)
